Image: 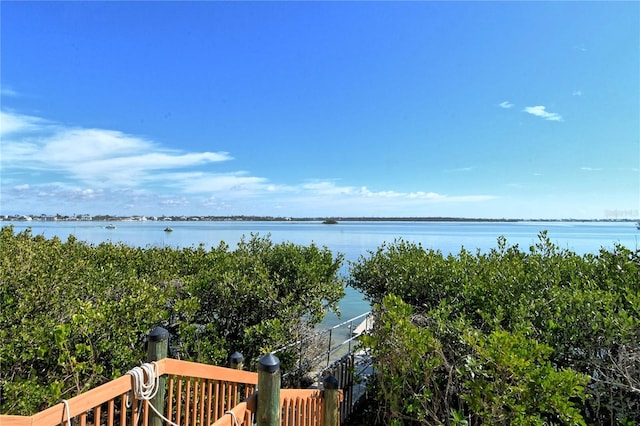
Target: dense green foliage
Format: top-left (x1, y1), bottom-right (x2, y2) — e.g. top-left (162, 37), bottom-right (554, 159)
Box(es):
top-left (0, 226), bottom-right (344, 415)
top-left (350, 233), bottom-right (640, 425)
top-left (4, 224), bottom-right (639, 424)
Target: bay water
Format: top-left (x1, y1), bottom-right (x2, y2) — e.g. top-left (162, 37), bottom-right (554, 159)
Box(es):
top-left (5, 220), bottom-right (638, 329)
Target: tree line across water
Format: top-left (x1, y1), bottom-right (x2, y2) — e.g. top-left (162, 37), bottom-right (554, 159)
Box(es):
top-left (1, 226), bottom-right (639, 424)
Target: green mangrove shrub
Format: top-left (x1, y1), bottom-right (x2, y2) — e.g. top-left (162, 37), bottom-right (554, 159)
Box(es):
top-left (350, 233), bottom-right (640, 424)
top-left (0, 226), bottom-right (344, 415)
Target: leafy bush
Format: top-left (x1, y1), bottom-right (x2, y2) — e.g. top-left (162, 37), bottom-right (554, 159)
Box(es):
top-left (0, 227), bottom-right (344, 414)
top-left (350, 232), bottom-right (640, 424)
top-left (361, 294), bottom-right (446, 425)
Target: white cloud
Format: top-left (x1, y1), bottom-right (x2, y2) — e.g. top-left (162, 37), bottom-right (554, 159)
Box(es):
top-left (13, 184), bottom-right (30, 191)
top-left (1, 87), bottom-right (20, 97)
top-left (523, 105), bottom-right (563, 122)
top-left (298, 181), bottom-right (495, 203)
top-left (447, 167), bottom-right (473, 173)
top-left (499, 101), bottom-right (514, 109)
top-left (42, 128), bottom-right (156, 162)
top-left (0, 110), bottom-right (53, 136)
top-left (1, 110), bottom-right (232, 187)
top-left (168, 172), bottom-right (270, 194)
top-left (572, 90), bottom-right (583, 97)
top-left (2, 109), bottom-right (500, 216)
top-left (301, 181), bottom-right (355, 195)
top-left (580, 167), bottom-right (602, 172)
top-left (160, 197), bottom-right (190, 207)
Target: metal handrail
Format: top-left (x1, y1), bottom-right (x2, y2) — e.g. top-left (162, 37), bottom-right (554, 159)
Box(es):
top-left (269, 311), bottom-right (373, 381)
top-left (271, 311), bottom-right (371, 357)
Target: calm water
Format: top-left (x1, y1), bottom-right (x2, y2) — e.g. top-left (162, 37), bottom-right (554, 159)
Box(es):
top-left (4, 220), bottom-right (639, 327)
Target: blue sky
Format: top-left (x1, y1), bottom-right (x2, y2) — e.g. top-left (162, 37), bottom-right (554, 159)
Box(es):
top-left (1, 1), bottom-right (638, 219)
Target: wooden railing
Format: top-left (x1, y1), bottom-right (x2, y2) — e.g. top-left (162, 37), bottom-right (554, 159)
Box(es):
top-left (0, 321), bottom-right (356, 426)
top-left (212, 389), bottom-right (334, 426)
top-left (0, 358), bottom-right (258, 426)
top-left (164, 359), bottom-right (258, 426)
top-left (210, 394), bottom-right (257, 426)
top-left (0, 359), bottom-right (346, 426)
top-left (280, 390), bottom-right (325, 426)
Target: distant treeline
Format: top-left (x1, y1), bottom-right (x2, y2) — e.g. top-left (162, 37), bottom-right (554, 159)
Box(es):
top-left (4, 214), bottom-right (637, 223)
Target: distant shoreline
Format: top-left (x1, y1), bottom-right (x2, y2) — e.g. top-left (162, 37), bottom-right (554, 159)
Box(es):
top-left (2, 214), bottom-right (638, 224)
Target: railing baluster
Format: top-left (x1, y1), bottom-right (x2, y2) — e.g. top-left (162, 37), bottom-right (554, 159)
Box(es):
top-left (228, 381), bottom-right (233, 411)
top-left (206, 379), bottom-right (213, 425)
top-left (185, 378), bottom-right (192, 426)
top-left (119, 393), bottom-right (127, 426)
top-left (108, 399), bottom-right (115, 426)
top-left (132, 397), bottom-right (140, 426)
top-left (216, 380), bottom-right (224, 419)
top-left (198, 378), bottom-right (205, 426)
top-left (93, 405), bottom-right (101, 426)
top-left (167, 375), bottom-right (175, 425)
top-left (281, 398), bottom-right (288, 426)
top-left (303, 397), bottom-right (309, 426)
top-left (176, 377), bottom-right (183, 426)
top-left (326, 329), bottom-right (332, 367)
top-left (190, 379), bottom-right (198, 426)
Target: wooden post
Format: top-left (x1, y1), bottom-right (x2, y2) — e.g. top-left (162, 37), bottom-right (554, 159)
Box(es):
top-left (323, 376), bottom-right (340, 426)
top-left (230, 352), bottom-right (244, 404)
top-left (257, 353), bottom-right (280, 426)
top-left (230, 351), bottom-right (244, 370)
top-left (146, 326), bottom-right (169, 426)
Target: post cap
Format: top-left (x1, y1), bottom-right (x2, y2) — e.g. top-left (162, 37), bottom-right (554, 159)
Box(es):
top-left (257, 353), bottom-right (280, 373)
top-left (149, 326), bottom-right (170, 342)
top-left (323, 375), bottom-right (339, 390)
top-left (230, 351), bottom-right (244, 364)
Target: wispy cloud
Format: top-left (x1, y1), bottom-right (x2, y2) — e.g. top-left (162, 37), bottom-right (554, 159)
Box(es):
top-left (1, 110), bottom-right (232, 187)
top-left (13, 184), bottom-right (30, 191)
top-left (0, 86), bottom-right (20, 97)
top-left (1, 110), bottom-right (499, 215)
top-left (446, 167), bottom-right (473, 173)
top-left (580, 167), bottom-right (603, 172)
top-left (572, 90), bottom-right (583, 97)
top-left (162, 171), bottom-right (273, 194)
top-left (499, 101), bottom-right (514, 109)
top-left (0, 110), bottom-right (52, 135)
top-left (523, 105), bottom-right (563, 122)
top-left (298, 181), bottom-right (495, 203)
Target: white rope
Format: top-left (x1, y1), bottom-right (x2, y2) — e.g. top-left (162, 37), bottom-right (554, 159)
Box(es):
top-left (127, 362), bottom-right (179, 426)
top-left (224, 409), bottom-right (240, 426)
top-left (128, 362), bottom-right (160, 400)
top-left (62, 399), bottom-right (71, 426)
